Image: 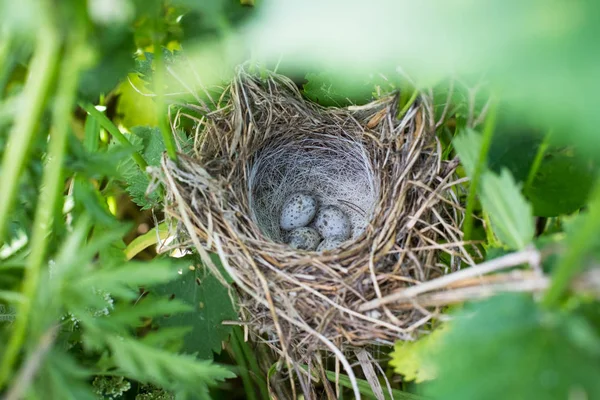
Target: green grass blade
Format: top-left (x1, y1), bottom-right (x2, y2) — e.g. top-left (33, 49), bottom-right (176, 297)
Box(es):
top-left (0, 34), bottom-right (85, 388)
top-left (79, 102), bottom-right (148, 170)
top-left (0, 27), bottom-right (60, 245)
top-left (0, 29), bottom-right (14, 94)
top-left (230, 329), bottom-right (258, 400)
top-left (524, 129), bottom-right (551, 191)
top-left (543, 182), bottom-right (600, 307)
top-left (231, 327), bottom-right (269, 400)
top-left (83, 112), bottom-right (100, 152)
top-left (462, 102), bottom-right (497, 240)
top-left (152, 19), bottom-right (177, 161)
top-left (298, 365), bottom-right (425, 400)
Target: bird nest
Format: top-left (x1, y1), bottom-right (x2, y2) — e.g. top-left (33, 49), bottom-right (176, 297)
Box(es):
top-left (161, 68), bottom-right (471, 394)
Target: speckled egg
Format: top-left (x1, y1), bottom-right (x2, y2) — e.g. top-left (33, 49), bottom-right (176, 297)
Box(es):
top-left (280, 192), bottom-right (318, 230)
top-left (317, 236), bottom-right (346, 252)
top-left (314, 205), bottom-right (350, 239)
top-left (288, 227), bottom-right (321, 251)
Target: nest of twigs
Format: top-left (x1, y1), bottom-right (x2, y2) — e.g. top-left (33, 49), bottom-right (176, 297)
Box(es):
top-left (162, 68), bottom-right (473, 396)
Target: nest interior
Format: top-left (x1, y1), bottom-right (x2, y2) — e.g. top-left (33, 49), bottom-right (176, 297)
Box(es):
top-left (163, 70), bottom-right (469, 365)
top-left (249, 126), bottom-right (378, 243)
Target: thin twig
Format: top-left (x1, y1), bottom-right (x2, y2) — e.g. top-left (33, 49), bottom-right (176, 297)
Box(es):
top-left (4, 326), bottom-right (59, 400)
top-left (359, 246), bottom-right (540, 311)
top-left (391, 268), bottom-right (600, 309)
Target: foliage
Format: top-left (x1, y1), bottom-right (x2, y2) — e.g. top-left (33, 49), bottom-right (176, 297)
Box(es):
top-left (115, 75), bottom-right (159, 128)
top-left (389, 325), bottom-right (448, 383)
top-left (487, 125), bottom-right (599, 217)
top-left (254, 0), bottom-right (600, 153)
top-left (78, 24), bottom-right (136, 102)
top-left (454, 129), bottom-right (535, 249)
top-left (152, 256), bottom-right (238, 360)
top-left (0, 0), bottom-right (246, 395)
top-left (93, 375), bottom-right (132, 399)
top-left (3, 0), bottom-right (600, 399)
top-left (478, 169), bottom-right (535, 250)
top-left (524, 148), bottom-right (598, 217)
top-left (117, 126), bottom-right (167, 209)
top-left (423, 295), bottom-right (600, 400)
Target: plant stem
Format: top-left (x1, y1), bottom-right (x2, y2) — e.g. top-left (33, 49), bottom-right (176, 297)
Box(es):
top-left (359, 246), bottom-right (540, 311)
top-left (397, 89), bottom-right (419, 119)
top-left (83, 112), bottom-right (100, 152)
top-left (0, 27), bottom-right (60, 245)
top-left (0, 34), bottom-right (86, 389)
top-left (311, 366), bottom-right (425, 400)
top-left (233, 327), bottom-right (269, 400)
top-left (3, 326), bottom-right (58, 400)
top-left (524, 130), bottom-right (551, 191)
top-left (0, 29), bottom-right (11, 68)
top-left (463, 102), bottom-right (497, 240)
top-left (153, 27), bottom-right (177, 161)
top-left (0, 29), bottom-right (14, 94)
top-left (483, 211), bottom-right (500, 247)
top-left (543, 182), bottom-right (600, 307)
top-left (79, 102), bottom-right (148, 170)
top-left (124, 222), bottom-right (169, 260)
top-left (230, 329), bottom-right (258, 400)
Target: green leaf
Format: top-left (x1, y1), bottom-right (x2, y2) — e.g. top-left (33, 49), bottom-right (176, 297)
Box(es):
top-left (115, 74), bottom-right (159, 128)
top-left (72, 176), bottom-right (118, 226)
top-left (424, 294), bottom-right (600, 400)
top-left (46, 221), bottom-right (183, 336)
top-left (485, 122), bottom-right (598, 217)
top-left (118, 126), bottom-right (191, 210)
top-left (153, 258), bottom-right (237, 360)
top-left (453, 128), bottom-right (482, 178)
top-left (525, 148), bottom-right (598, 217)
top-left (66, 133), bottom-right (132, 179)
top-left (173, 0), bottom-right (255, 44)
top-left (78, 24), bottom-right (136, 101)
top-left (479, 169), bottom-right (534, 249)
top-left (132, 126), bottom-right (168, 165)
top-left (543, 184), bottom-right (600, 306)
top-left (83, 109), bottom-right (100, 152)
top-left (34, 349), bottom-right (96, 400)
top-left (97, 298), bottom-right (191, 332)
top-left (51, 221), bottom-right (127, 279)
top-left (124, 169), bottom-right (160, 210)
top-left (487, 124), bottom-right (543, 182)
top-left (106, 334), bottom-right (235, 393)
top-left (76, 261), bottom-right (179, 299)
top-left (389, 325), bottom-right (448, 383)
top-left (257, 0), bottom-right (600, 154)
top-left (140, 326), bottom-right (193, 349)
top-left (117, 126), bottom-right (165, 210)
top-left (453, 129), bottom-right (535, 248)
top-left (39, 219), bottom-right (233, 395)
